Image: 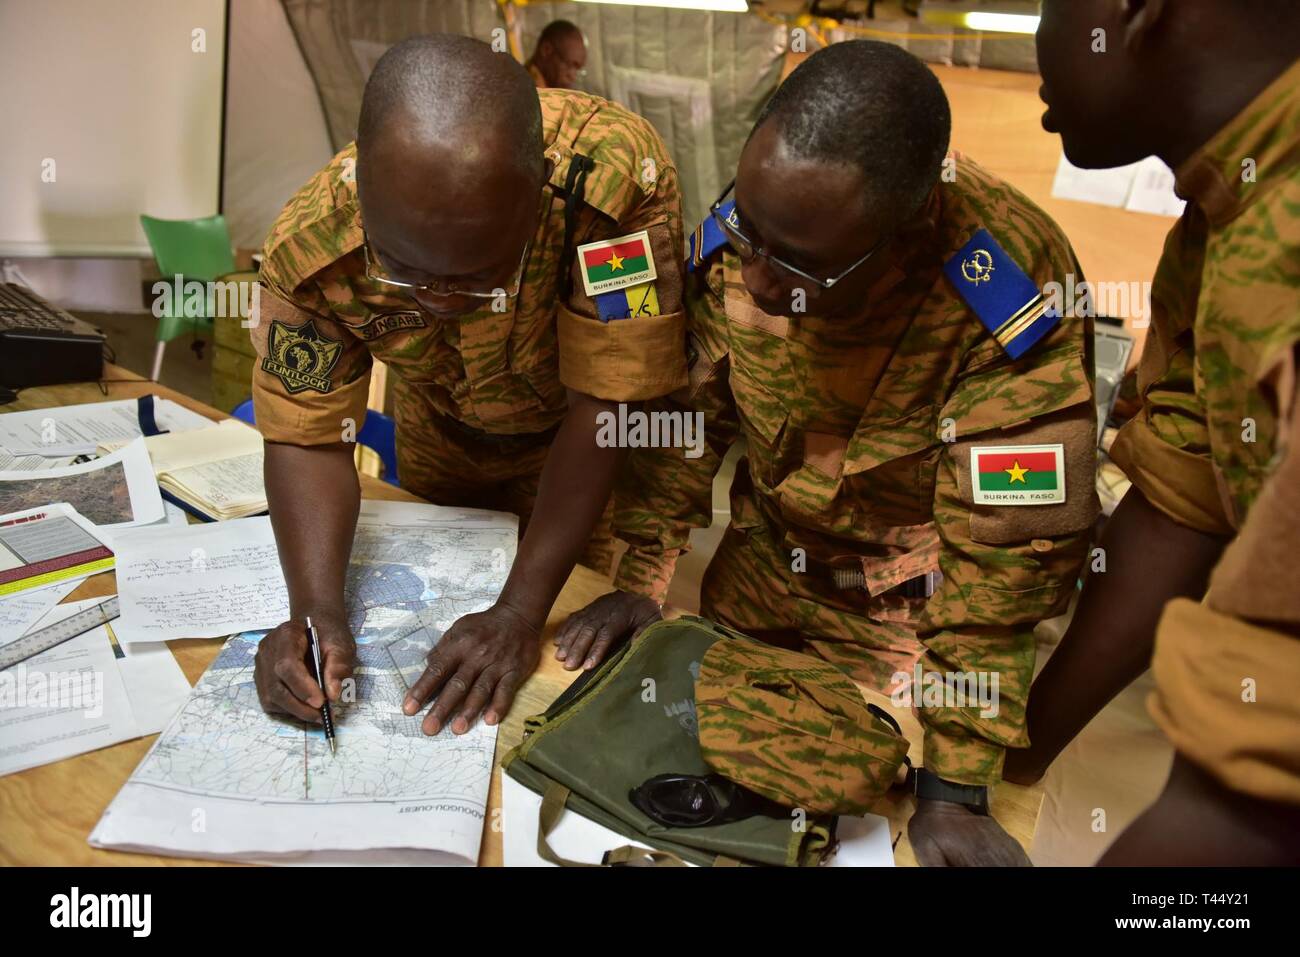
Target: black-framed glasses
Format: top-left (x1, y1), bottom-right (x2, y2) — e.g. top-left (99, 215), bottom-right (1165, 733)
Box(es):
top-left (710, 179), bottom-right (889, 290)
top-left (363, 232), bottom-right (529, 299)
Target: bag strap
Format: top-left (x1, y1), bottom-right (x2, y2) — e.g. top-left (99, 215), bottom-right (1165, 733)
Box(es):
top-left (538, 782), bottom-right (720, 868)
top-left (559, 154), bottom-right (594, 300)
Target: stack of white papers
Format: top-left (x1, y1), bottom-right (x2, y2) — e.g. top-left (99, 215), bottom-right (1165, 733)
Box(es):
top-left (0, 397), bottom-right (213, 458)
top-left (0, 578), bottom-right (83, 644)
top-left (0, 438), bottom-right (164, 529)
top-left (112, 515), bottom-right (287, 643)
top-left (1051, 153), bottom-right (1187, 218)
top-left (0, 450), bottom-right (77, 472)
top-left (0, 598), bottom-right (191, 778)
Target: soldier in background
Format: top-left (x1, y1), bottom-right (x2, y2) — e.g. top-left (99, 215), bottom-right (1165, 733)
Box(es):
top-left (1006, 0), bottom-right (1300, 864)
top-left (526, 20), bottom-right (587, 90)
top-left (557, 41), bottom-right (1099, 865)
top-left (249, 35), bottom-right (687, 739)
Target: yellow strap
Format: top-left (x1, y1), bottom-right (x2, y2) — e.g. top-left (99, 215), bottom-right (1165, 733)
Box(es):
top-left (602, 845), bottom-right (689, 868)
top-left (536, 782), bottom-right (689, 868)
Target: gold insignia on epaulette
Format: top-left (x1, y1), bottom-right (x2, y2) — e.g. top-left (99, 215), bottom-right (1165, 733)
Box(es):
top-left (961, 249), bottom-right (995, 284)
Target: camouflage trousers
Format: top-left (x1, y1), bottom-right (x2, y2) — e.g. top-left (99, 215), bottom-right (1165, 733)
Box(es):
top-left (392, 390), bottom-right (616, 576)
top-left (700, 517), bottom-right (1041, 783)
top-left (698, 519), bottom-right (927, 695)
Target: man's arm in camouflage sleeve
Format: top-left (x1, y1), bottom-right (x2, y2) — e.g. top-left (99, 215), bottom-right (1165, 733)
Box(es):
top-left (1102, 344), bottom-right (1300, 864)
top-left (552, 263), bottom-right (743, 670)
top-left (918, 332), bottom-right (1100, 787)
top-left (249, 280), bottom-right (372, 723)
top-left (411, 134), bottom-right (691, 715)
top-left (613, 267), bottom-right (742, 602)
top-left (1001, 486), bottom-right (1227, 784)
top-left (1005, 207), bottom-right (1289, 784)
top-left (1003, 219), bottom-right (1233, 783)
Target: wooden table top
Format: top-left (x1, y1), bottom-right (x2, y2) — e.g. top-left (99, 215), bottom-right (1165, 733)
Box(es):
top-left (0, 367), bottom-right (1043, 866)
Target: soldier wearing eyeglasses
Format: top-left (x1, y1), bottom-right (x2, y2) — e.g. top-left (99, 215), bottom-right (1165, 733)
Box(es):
top-left (556, 41), bottom-right (1100, 866)
top-left (248, 35), bottom-right (686, 739)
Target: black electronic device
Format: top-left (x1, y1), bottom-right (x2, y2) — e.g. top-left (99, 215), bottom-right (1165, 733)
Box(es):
top-left (0, 282), bottom-right (105, 388)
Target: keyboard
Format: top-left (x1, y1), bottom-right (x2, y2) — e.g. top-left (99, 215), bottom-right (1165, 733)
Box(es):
top-left (0, 282), bottom-right (105, 388)
top-left (0, 282), bottom-right (104, 337)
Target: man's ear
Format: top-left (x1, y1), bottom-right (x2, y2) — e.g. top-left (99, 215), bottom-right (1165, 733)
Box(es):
top-left (1120, 0), bottom-right (1171, 52)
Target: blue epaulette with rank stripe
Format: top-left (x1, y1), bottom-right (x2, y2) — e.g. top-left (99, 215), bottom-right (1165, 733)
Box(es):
top-left (944, 228), bottom-right (1061, 360)
top-left (685, 200), bottom-right (735, 273)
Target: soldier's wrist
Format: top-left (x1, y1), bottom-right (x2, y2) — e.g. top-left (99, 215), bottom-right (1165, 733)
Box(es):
top-left (493, 597), bottom-right (545, 636)
top-left (913, 768), bottom-right (990, 815)
top-left (289, 598), bottom-right (347, 625)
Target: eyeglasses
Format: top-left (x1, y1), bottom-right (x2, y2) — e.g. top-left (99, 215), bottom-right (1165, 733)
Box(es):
top-left (710, 179), bottom-right (889, 290)
top-left (362, 233), bottom-right (529, 299)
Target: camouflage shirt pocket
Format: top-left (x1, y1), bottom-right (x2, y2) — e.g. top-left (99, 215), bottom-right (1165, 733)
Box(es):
top-left (966, 580), bottom-right (1073, 627)
top-left (729, 343), bottom-right (790, 449)
top-left (844, 404), bottom-right (941, 528)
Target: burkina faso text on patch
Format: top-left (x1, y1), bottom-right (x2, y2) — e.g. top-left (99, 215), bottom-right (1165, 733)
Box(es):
top-left (577, 230), bottom-right (657, 297)
top-left (970, 443), bottom-right (1066, 505)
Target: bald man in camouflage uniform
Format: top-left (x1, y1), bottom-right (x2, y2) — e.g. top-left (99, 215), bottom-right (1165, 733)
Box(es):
top-left (250, 35), bottom-right (685, 739)
top-left (558, 42), bottom-right (1099, 865)
top-left (255, 95), bottom-right (682, 572)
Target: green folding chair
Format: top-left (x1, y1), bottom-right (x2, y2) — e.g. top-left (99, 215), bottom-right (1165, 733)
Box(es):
top-left (139, 213), bottom-right (237, 381)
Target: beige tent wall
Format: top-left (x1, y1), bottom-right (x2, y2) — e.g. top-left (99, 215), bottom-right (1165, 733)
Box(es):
top-left (230, 2), bottom-right (1039, 248)
top-left (513, 2), bottom-right (786, 226)
top-left (223, 0), bottom-right (335, 251)
top-left (277, 0), bottom-right (785, 228)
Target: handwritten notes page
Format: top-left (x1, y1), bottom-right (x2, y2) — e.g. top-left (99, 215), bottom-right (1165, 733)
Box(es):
top-left (113, 516), bottom-right (288, 642)
top-left (166, 451), bottom-right (265, 517)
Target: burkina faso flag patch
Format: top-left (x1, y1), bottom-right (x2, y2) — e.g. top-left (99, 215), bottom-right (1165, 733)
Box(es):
top-left (577, 230), bottom-right (657, 296)
top-left (970, 443), bottom-right (1066, 505)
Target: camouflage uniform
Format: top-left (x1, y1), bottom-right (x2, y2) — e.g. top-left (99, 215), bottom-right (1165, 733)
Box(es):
top-left (696, 637), bottom-right (909, 816)
top-left (614, 156), bottom-right (1099, 786)
top-left (251, 89), bottom-right (688, 574)
top-left (1110, 60), bottom-right (1300, 804)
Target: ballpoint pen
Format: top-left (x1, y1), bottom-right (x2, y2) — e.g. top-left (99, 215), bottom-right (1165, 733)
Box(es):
top-left (305, 616), bottom-right (337, 755)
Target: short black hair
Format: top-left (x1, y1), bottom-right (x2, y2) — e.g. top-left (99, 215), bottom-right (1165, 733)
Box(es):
top-left (538, 20), bottom-right (583, 48)
top-left (357, 33), bottom-right (543, 182)
top-left (753, 40), bottom-right (952, 225)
